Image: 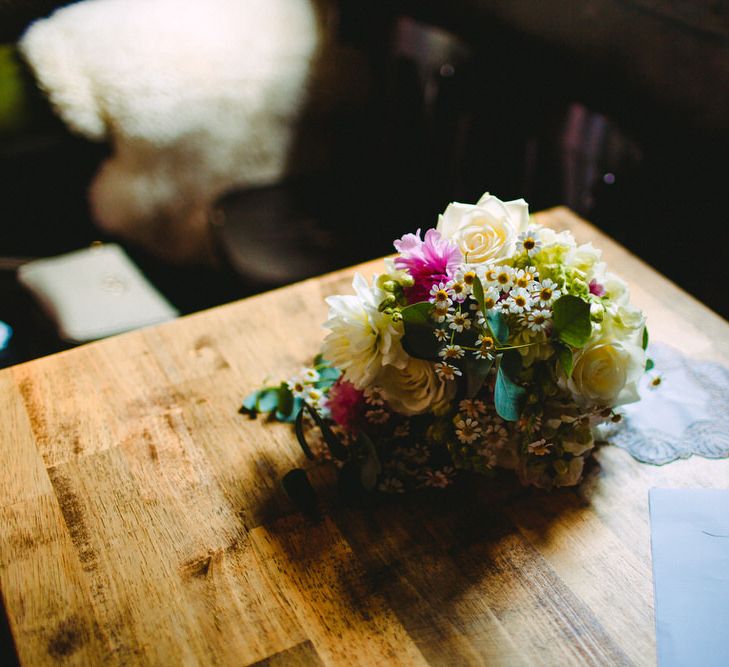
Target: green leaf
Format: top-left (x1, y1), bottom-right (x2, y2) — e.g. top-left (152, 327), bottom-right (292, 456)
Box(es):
top-left (313, 353), bottom-right (326, 367)
top-left (486, 310), bottom-right (509, 345)
top-left (401, 302), bottom-right (440, 360)
top-left (555, 342), bottom-right (574, 378)
top-left (465, 356), bottom-right (494, 398)
top-left (294, 407), bottom-right (315, 460)
top-left (552, 295), bottom-right (592, 347)
top-left (494, 352), bottom-right (526, 421)
top-left (276, 382), bottom-right (294, 421)
top-left (642, 326), bottom-right (649, 351)
top-left (645, 358), bottom-right (655, 371)
top-left (303, 402), bottom-right (348, 461)
top-left (357, 432), bottom-right (381, 491)
top-left (472, 275), bottom-right (486, 314)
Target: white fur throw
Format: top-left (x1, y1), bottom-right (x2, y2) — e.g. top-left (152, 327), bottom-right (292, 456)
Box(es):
top-left (20, 0), bottom-right (326, 262)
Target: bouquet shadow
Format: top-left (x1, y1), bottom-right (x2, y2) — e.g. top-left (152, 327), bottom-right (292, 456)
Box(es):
top-left (252, 457), bottom-right (604, 659)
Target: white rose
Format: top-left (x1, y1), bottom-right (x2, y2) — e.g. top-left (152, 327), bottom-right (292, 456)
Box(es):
top-left (376, 358), bottom-right (455, 416)
top-left (436, 192), bottom-right (529, 264)
top-left (602, 272), bottom-right (630, 305)
top-left (565, 338), bottom-right (646, 407)
top-left (322, 273), bottom-right (406, 389)
top-left (603, 302), bottom-right (646, 346)
top-left (565, 243), bottom-right (602, 274)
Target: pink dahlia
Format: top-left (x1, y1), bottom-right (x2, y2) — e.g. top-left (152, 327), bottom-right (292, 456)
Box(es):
top-left (327, 378), bottom-right (364, 433)
top-left (394, 228), bottom-right (462, 303)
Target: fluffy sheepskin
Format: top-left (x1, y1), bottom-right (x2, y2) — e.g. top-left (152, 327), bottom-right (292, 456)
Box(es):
top-left (20, 0), bottom-right (328, 262)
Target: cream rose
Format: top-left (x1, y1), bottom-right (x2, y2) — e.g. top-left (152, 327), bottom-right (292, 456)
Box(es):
top-left (565, 338), bottom-right (646, 407)
top-left (436, 192), bottom-right (529, 264)
top-left (376, 358), bottom-right (455, 416)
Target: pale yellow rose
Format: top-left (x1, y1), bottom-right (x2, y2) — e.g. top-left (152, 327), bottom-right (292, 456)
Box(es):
top-left (376, 358), bottom-right (455, 416)
top-left (564, 338), bottom-right (645, 407)
top-left (436, 192), bottom-right (529, 264)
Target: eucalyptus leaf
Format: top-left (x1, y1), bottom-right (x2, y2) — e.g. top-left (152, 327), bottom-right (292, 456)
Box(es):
top-left (494, 352), bottom-right (526, 421)
top-left (465, 357), bottom-right (494, 398)
top-left (401, 302), bottom-right (440, 360)
top-left (486, 310), bottom-right (509, 345)
top-left (256, 388), bottom-right (280, 414)
top-left (304, 402), bottom-right (348, 461)
top-left (552, 295), bottom-right (592, 347)
top-left (357, 432), bottom-right (382, 491)
top-left (317, 366), bottom-right (341, 383)
top-left (240, 389), bottom-right (261, 415)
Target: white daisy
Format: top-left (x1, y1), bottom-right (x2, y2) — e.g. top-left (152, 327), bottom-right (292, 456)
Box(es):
top-left (446, 310), bottom-right (471, 332)
top-left (429, 282), bottom-right (453, 307)
top-left (474, 335), bottom-right (496, 359)
top-left (439, 344), bottom-right (465, 360)
top-left (527, 438), bottom-right (553, 456)
top-left (433, 328), bottom-right (449, 342)
top-left (455, 265), bottom-right (479, 294)
top-left (493, 266), bottom-right (515, 292)
top-left (507, 287), bottom-right (532, 314)
top-left (431, 303), bottom-right (451, 323)
top-left (364, 385), bottom-right (385, 405)
top-left (513, 268), bottom-right (537, 290)
top-left (517, 229), bottom-right (543, 256)
top-left (525, 308), bottom-right (552, 332)
top-left (447, 279), bottom-right (468, 303)
top-left (455, 417), bottom-right (483, 444)
top-left (533, 278), bottom-right (561, 307)
top-left (287, 377), bottom-right (308, 398)
top-left (434, 362), bottom-right (462, 381)
top-left (459, 398), bottom-right (487, 419)
top-left (365, 408), bottom-right (390, 424)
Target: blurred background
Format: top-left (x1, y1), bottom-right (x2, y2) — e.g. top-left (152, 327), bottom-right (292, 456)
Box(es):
top-left (1, 0), bottom-right (728, 370)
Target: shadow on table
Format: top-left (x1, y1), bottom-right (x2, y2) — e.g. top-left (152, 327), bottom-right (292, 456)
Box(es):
top-left (251, 459), bottom-right (609, 664)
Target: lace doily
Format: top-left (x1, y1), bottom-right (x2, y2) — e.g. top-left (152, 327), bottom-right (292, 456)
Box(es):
top-left (599, 343), bottom-right (729, 465)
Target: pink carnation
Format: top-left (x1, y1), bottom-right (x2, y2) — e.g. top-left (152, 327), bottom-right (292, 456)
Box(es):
top-left (327, 378), bottom-right (364, 433)
top-left (394, 228), bottom-right (462, 303)
top-left (589, 279), bottom-right (606, 297)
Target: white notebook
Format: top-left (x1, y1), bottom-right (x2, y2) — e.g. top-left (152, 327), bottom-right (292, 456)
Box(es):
top-left (18, 244), bottom-right (179, 343)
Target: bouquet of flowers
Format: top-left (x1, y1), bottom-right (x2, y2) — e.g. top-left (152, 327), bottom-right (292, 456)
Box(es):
top-left (243, 193), bottom-right (648, 495)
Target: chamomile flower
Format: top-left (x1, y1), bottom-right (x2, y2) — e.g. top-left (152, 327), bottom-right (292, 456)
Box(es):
top-left (365, 408), bottom-right (390, 424)
top-left (304, 387), bottom-right (326, 409)
top-left (364, 385), bottom-right (385, 406)
top-left (458, 398), bottom-right (487, 419)
top-left (431, 302), bottom-right (451, 323)
top-left (480, 264), bottom-right (498, 284)
top-left (513, 267), bottom-right (537, 290)
top-left (525, 308), bottom-right (552, 332)
top-left (517, 229), bottom-right (543, 256)
top-left (455, 265), bottom-right (479, 294)
top-left (483, 422), bottom-right (508, 449)
top-left (455, 417), bottom-right (483, 444)
top-left (434, 362), bottom-right (462, 381)
top-left (433, 328), bottom-right (449, 342)
top-left (447, 278), bottom-right (468, 303)
top-left (533, 278), bottom-right (561, 307)
top-left (507, 287), bottom-right (532, 314)
top-left (474, 335), bottom-right (496, 359)
top-left (481, 286), bottom-right (500, 311)
top-left (527, 438), bottom-right (553, 456)
top-left (446, 310), bottom-right (471, 332)
top-left (287, 377), bottom-right (308, 398)
top-left (300, 367), bottom-right (320, 383)
top-left (419, 467), bottom-right (455, 489)
top-left (439, 344), bottom-right (465, 360)
top-left (429, 282), bottom-right (453, 307)
top-left (493, 266), bottom-right (515, 292)
top-left (378, 477), bottom-right (405, 493)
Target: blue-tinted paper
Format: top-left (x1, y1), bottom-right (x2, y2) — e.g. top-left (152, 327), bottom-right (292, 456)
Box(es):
top-left (650, 488), bottom-right (729, 667)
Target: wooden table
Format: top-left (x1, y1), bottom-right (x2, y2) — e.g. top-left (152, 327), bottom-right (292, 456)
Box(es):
top-left (2, 208), bottom-right (728, 666)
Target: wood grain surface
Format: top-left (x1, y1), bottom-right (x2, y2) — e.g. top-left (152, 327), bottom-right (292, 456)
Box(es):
top-left (2, 207), bottom-right (728, 666)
